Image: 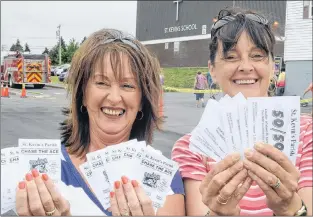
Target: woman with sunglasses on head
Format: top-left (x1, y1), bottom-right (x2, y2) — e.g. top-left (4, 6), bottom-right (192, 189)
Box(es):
top-left (15, 29), bottom-right (185, 216)
top-left (172, 8), bottom-right (312, 216)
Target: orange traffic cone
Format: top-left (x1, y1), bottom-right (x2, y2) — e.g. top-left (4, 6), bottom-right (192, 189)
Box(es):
top-left (21, 83), bottom-right (27, 98)
top-left (1, 82), bottom-right (9, 97)
top-left (1, 82), bottom-right (5, 97)
top-left (4, 83), bottom-right (9, 97)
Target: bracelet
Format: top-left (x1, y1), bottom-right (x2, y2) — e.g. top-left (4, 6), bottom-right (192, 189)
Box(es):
top-left (273, 200), bottom-right (307, 216)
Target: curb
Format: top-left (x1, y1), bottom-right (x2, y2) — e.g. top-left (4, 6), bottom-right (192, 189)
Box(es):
top-left (46, 84), bottom-right (66, 89)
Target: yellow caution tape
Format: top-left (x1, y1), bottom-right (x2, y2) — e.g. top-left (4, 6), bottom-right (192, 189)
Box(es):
top-left (163, 86), bottom-right (222, 93)
top-left (301, 98), bottom-right (312, 103)
top-left (164, 86), bottom-right (312, 104)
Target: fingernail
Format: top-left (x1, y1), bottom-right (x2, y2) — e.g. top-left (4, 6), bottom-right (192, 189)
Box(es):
top-left (254, 143), bottom-right (264, 150)
top-left (244, 148), bottom-right (254, 158)
top-left (25, 173), bottom-right (33, 181)
top-left (31, 169), bottom-right (39, 178)
top-left (114, 181), bottom-right (120, 189)
top-left (131, 180), bottom-right (138, 188)
top-left (110, 192), bottom-right (115, 198)
top-left (42, 173), bottom-right (49, 181)
top-left (18, 181), bottom-right (26, 189)
top-left (121, 176), bottom-right (128, 184)
top-left (232, 152), bottom-right (241, 162)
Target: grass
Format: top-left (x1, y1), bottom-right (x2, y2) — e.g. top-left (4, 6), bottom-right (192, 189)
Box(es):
top-left (49, 67), bottom-right (208, 88)
top-left (51, 76), bottom-right (62, 84)
top-left (162, 67), bottom-right (208, 88)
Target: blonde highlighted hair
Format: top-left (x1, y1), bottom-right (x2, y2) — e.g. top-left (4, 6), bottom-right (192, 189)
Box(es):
top-left (60, 29), bottom-right (162, 156)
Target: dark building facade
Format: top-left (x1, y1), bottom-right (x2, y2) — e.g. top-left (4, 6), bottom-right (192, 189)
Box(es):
top-left (136, 1), bottom-right (287, 67)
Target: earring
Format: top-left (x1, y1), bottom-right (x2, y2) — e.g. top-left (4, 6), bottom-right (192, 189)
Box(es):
top-left (137, 111), bottom-right (144, 120)
top-left (80, 105), bottom-right (87, 113)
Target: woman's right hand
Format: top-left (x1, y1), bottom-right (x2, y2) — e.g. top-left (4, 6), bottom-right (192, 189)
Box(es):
top-left (199, 153), bottom-right (253, 216)
top-left (16, 169), bottom-right (71, 216)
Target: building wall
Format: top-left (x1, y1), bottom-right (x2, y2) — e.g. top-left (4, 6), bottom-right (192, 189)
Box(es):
top-left (284, 1), bottom-right (312, 61)
top-left (285, 60), bottom-right (313, 96)
top-left (145, 39), bottom-right (285, 67)
top-left (283, 1), bottom-right (312, 96)
top-left (137, 1), bottom-right (287, 67)
top-left (136, 1), bottom-right (233, 41)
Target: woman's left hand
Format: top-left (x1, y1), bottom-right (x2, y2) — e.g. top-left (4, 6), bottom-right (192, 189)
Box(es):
top-left (110, 176), bottom-right (155, 216)
top-left (243, 143), bottom-right (303, 216)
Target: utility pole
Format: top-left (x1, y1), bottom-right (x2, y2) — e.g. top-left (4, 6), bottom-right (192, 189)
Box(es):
top-left (56, 24), bottom-right (61, 65)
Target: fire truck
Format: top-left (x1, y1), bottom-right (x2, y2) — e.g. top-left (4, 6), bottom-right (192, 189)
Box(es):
top-left (1, 52), bottom-right (51, 88)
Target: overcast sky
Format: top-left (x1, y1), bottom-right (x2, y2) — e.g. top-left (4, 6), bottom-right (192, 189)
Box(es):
top-left (1, 1), bottom-right (137, 54)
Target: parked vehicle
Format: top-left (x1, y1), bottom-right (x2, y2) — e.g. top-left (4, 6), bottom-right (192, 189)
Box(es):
top-left (0, 52), bottom-right (51, 89)
top-left (55, 64), bottom-right (70, 76)
top-left (59, 67), bottom-right (70, 82)
top-left (50, 66), bottom-right (57, 76)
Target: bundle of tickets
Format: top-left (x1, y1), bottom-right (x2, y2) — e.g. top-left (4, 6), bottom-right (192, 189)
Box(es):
top-left (190, 93), bottom-right (300, 165)
top-left (81, 139), bottom-right (179, 211)
top-left (1, 138), bottom-right (178, 214)
top-left (1, 139), bottom-right (61, 214)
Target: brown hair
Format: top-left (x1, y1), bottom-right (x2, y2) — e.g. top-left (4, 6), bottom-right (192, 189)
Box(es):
top-left (60, 28), bottom-right (162, 157)
top-left (209, 7), bottom-right (276, 65)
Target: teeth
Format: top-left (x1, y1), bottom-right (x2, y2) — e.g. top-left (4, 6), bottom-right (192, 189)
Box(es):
top-left (102, 108), bottom-right (124, 116)
top-left (235, 79), bottom-right (257, 84)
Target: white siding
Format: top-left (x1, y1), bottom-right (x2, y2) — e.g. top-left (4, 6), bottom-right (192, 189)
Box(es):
top-left (284, 1), bottom-right (312, 61)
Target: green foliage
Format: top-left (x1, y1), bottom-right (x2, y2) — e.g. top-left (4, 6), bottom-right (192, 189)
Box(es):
top-left (42, 47), bottom-right (49, 54)
top-left (24, 43), bottom-right (31, 52)
top-left (64, 38), bottom-right (79, 63)
top-left (48, 45), bottom-right (59, 65)
top-left (9, 39), bottom-right (24, 52)
top-left (47, 36), bottom-right (84, 65)
top-left (15, 39), bottom-right (24, 52)
top-left (162, 67), bottom-right (208, 88)
top-left (9, 44), bottom-right (16, 51)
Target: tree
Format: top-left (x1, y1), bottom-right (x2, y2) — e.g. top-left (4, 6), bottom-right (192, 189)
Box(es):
top-left (24, 43), bottom-right (31, 52)
top-left (81, 36), bottom-right (87, 45)
top-left (15, 39), bottom-right (24, 52)
top-left (64, 38), bottom-right (79, 63)
top-left (48, 45), bottom-right (59, 65)
top-left (42, 47), bottom-right (49, 54)
top-left (60, 36), bottom-right (67, 51)
top-left (9, 44), bottom-right (17, 51)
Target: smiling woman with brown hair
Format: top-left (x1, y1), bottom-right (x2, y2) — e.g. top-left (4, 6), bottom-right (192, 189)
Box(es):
top-left (172, 8), bottom-right (312, 216)
top-left (15, 29), bottom-right (185, 216)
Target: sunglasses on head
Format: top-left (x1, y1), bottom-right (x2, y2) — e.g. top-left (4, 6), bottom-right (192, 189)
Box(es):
top-left (211, 11), bottom-right (269, 37)
top-left (100, 36), bottom-right (141, 52)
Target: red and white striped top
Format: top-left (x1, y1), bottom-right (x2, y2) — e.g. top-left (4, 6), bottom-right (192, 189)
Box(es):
top-left (171, 115), bottom-right (313, 216)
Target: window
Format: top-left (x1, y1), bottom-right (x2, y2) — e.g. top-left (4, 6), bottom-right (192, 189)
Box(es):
top-left (202, 25), bottom-right (207, 35)
top-left (165, 42), bottom-right (169, 50)
top-left (174, 41), bottom-right (179, 52)
top-left (303, 0), bottom-right (312, 19)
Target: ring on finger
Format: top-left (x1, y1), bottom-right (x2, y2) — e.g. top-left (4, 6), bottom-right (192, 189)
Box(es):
top-left (121, 212), bottom-right (130, 216)
top-left (217, 194), bottom-right (230, 205)
top-left (272, 178), bottom-right (281, 189)
top-left (45, 207), bottom-right (56, 216)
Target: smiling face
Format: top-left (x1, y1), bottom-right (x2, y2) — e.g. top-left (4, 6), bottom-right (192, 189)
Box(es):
top-left (84, 53), bottom-right (142, 138)
top-left (209, 31), bottom-right (274, 98)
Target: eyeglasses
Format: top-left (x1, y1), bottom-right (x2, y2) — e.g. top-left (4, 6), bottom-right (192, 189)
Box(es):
top-left (211, 12), bottom-right (269, 37)
top-left (100, 36), bottom-right (141, 52)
